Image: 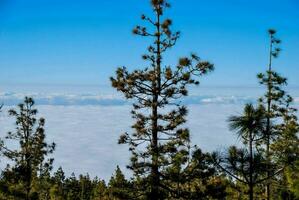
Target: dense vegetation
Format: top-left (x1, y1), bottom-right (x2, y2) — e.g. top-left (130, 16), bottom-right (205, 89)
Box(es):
top-left (0, 0), bottom-right (298, 199)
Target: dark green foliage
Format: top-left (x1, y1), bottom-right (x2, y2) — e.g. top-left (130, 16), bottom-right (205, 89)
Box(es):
top-left (0, 97), bottom-right (55, 200)
top-left (92, 179), bottom-right (109, 200)
top-left (179, 148), bottom-right (227, 199)
top-left (256, 30), bottom-right (299, 200)
top-left (214, 104), bottom-right (268, 200)
top-left (47, 169), bottom-right (111, 200)
top-left (213, 30), bottom-right (299, 200)
top-left (64, 173), bottom-right (81, 200)
top-left (111, 0), bottom-right (213, 199)
top-left (108, 166), bottom-right (133, 199)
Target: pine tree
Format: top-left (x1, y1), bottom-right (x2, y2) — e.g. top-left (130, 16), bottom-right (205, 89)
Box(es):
top-left (91, 178), bottom-right (109, 200)
top-left (65, 173), bottom-right (80, 200)
top-left (229, 104), bottom-right (266, 200)
top-left (182, 148), bottom-right (227, 199)
top-left (34, 170), bottom-right (52, 200)
top-left (50, 167), bottom-right (66, 200)
top-left (79, 174), bottom-right (96, 200)
top-left (0, 97), bottom-right (55, 200)
top-left (213, 104), bottom-right (268, 200)
top-left (108, 166), bottom-right (132, 199)
top-left (53, 167), bottom-right (65, 188)
top-left (257, 29), bottom-right (299, 199)
top-left (110, 0), bottom-right (213, 199)
top-left (284, 160), bottom-right (299, 199)
top-left (271, 94), bottom-right (299, 199)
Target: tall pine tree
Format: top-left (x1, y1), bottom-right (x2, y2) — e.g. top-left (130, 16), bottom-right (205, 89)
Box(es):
top-left (111, 0), bottom-right (213, 199)
top-left (257, 29), bottom-right (299, 199)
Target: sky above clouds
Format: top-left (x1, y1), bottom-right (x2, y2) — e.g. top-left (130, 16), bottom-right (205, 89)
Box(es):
top-left (0, 0), bottom-right (298, 87)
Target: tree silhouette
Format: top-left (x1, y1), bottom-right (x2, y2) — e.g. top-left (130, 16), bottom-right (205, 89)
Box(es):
top-left (111, 0), bottom-right (213, 199)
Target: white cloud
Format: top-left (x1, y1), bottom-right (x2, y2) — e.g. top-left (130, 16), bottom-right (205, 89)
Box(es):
top-left (2, 91), bottom-right (298, 106)
top-left (0, 88), bottom-right (298, 180)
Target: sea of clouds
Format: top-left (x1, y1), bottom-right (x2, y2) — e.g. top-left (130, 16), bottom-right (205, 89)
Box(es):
top-left (2, 91), bottom-right (298, 106)
top-left (0, 86), bottom-right (298, 180)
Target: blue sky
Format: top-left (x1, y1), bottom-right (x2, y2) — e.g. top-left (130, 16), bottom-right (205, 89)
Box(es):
top-left (0, 0), bottom-right (298, 87)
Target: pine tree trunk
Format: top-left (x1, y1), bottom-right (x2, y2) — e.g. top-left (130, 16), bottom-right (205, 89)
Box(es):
top-left (25, 159), bottom-right (32, 200)
top-left (266, 98), bottom-right (271, 200)
top-left (266, 133), bottom-right (270, 200)
top-left (150, 98), bottom-right (159, 200)
top-left (266, 34), bottom-right (273, 200)
top-left (249, 185), bottom-right (254, 200)
top-left (25, 126), bottom-right (31, 200)
top-left (266, 75), bottom-right (271, 200)
top-left (249, 131), bottom-right (254, 200)
top-left (149, 6), bottom-right (162, 200)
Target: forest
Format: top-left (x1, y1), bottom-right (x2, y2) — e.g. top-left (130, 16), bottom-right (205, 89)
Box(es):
top-left (0, 0), bottom-right (298, 199)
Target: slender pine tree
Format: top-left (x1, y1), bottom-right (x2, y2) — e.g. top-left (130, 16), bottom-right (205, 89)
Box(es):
top-left (257, 29), bottom-right (299, 199)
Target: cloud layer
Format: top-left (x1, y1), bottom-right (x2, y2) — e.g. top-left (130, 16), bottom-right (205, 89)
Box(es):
top-left (0, 87), bottom-right (298, 180)
top-left (2, 91), bottom-right (298, 106)
top-left (0, 104), bottom-right (242, 180)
